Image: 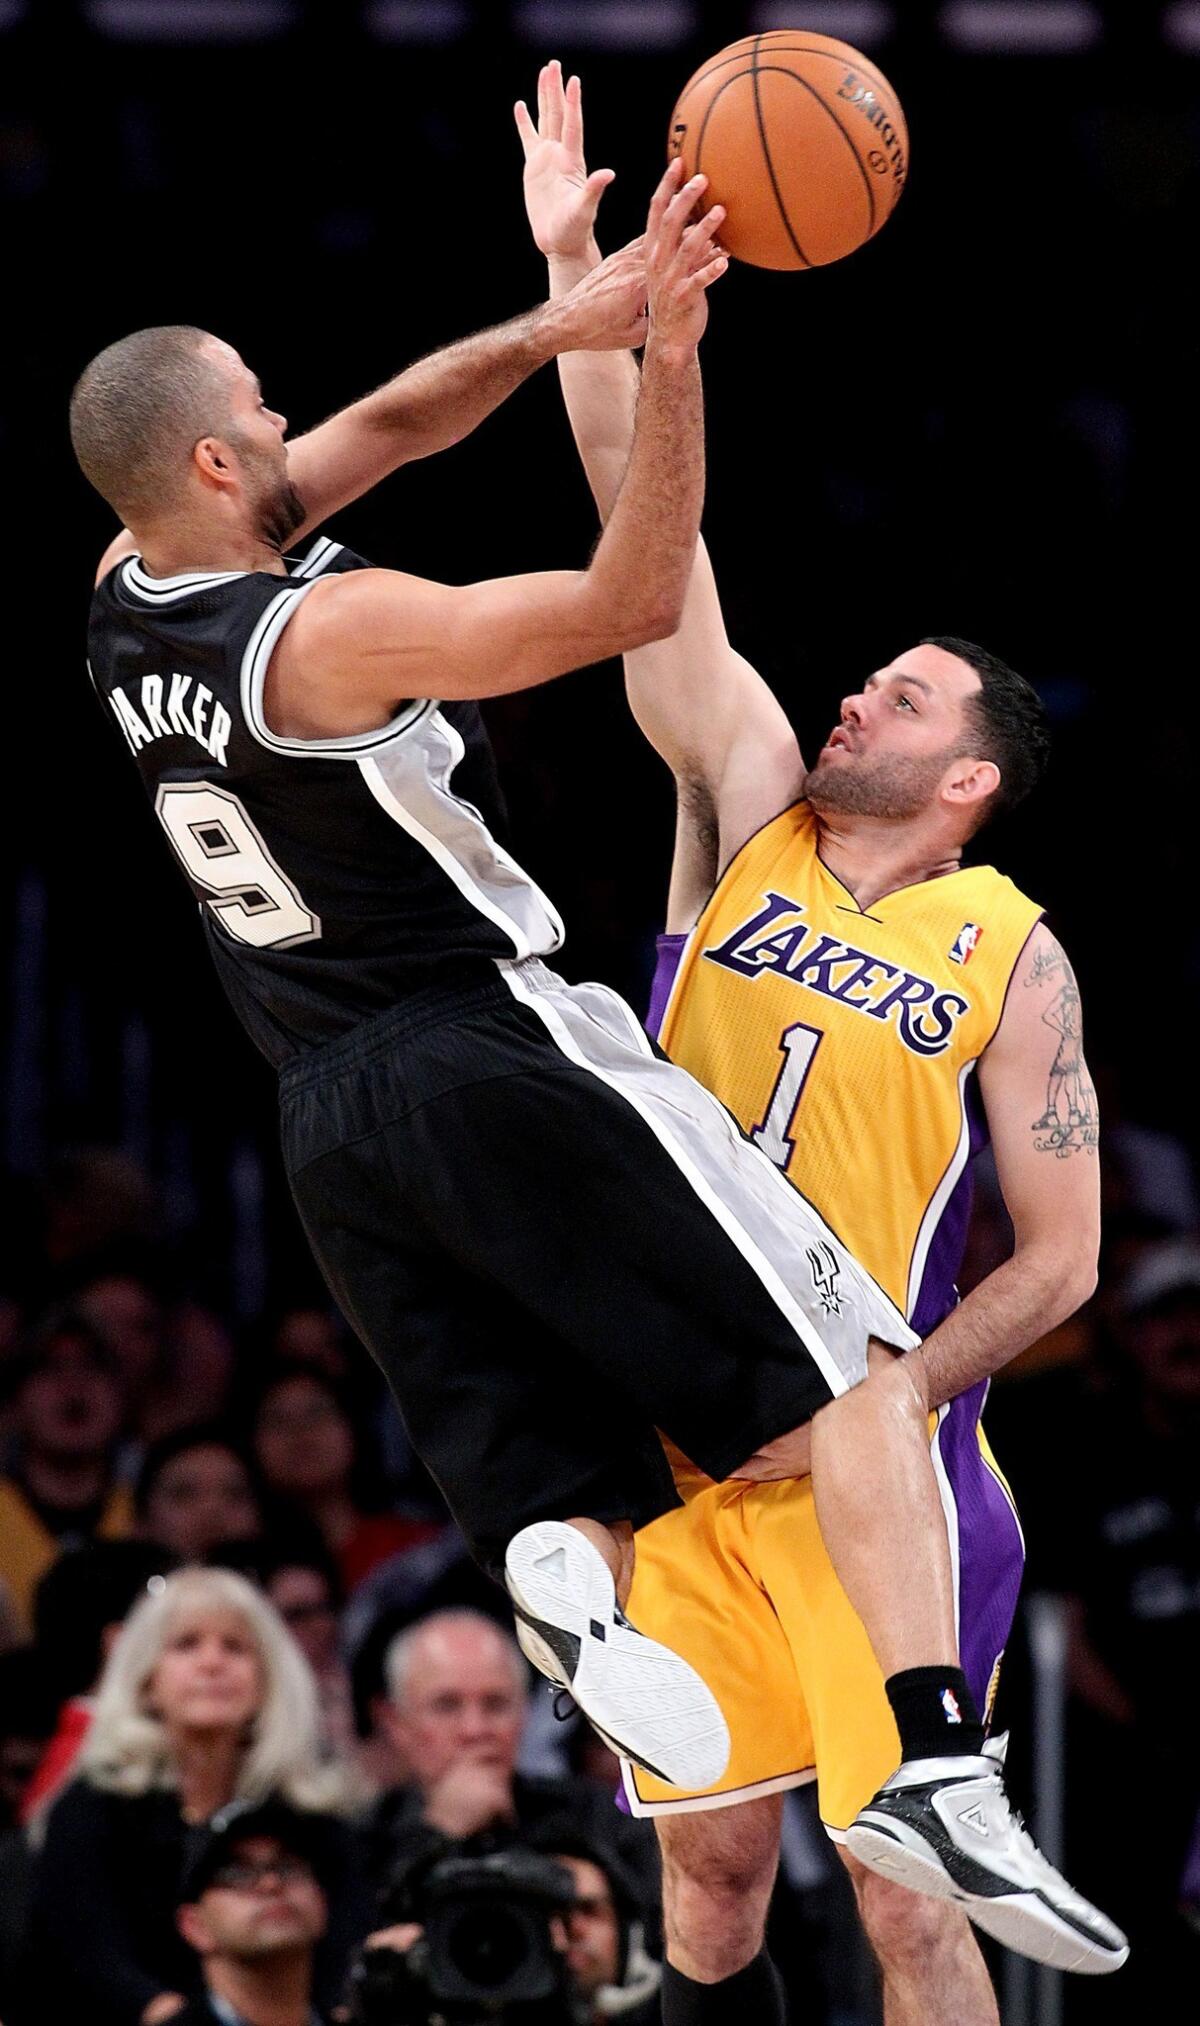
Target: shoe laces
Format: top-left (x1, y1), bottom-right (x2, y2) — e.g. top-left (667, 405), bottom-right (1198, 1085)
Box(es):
top-left (552, 1689), bottom-right (578, 1724)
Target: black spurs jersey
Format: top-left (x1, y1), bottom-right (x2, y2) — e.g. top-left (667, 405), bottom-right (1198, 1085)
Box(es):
top-left (87, 536), bottom-right (565, 1065)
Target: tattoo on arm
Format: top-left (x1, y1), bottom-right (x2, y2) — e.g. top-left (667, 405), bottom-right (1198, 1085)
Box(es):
top-left (1023, 936), bottom-right (1099, 1158)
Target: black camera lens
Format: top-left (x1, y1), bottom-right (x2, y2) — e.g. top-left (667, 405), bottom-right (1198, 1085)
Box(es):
top-left (443, 1903), bottom-right (530, 1989)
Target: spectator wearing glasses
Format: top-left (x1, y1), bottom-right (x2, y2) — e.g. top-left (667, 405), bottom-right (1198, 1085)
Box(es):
top-left (173, 1802), bottom-right (336, 2026)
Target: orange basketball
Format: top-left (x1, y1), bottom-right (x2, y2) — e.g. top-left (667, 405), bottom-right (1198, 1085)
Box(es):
top-left (668, 31), bottom-right (909, 270)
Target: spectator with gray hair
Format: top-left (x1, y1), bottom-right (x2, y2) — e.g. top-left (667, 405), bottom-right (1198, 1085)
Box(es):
top-left (365, 1608), bottom-right (657, 1926)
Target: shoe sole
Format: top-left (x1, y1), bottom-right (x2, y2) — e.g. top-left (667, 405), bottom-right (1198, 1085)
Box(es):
top-left (504, 1521), bottom-right (730, 1791)
top-left (845, 1820), bottom-right (1129, 1976)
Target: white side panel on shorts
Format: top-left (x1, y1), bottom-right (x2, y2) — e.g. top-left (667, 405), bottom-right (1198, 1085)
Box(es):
top-left (498, 961), bottom-right (919, 1395)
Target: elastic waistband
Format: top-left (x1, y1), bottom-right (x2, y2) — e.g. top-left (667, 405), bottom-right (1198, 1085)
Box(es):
top-left (277, 964), bottom-right (510, 1098)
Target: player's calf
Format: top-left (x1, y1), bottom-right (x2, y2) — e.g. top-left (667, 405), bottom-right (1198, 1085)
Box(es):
top-left (841, 1850), bottom-right (1000, 2026)
top-left (656, 1799), bottom-right (785, 2026)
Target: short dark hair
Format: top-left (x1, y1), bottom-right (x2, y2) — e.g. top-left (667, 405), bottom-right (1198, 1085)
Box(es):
top-left (134, 1420), bottom-right (262, 1523)
top-left (921, 635), bottom-right (1051, 821)
top-left (69, 325), bottom-right (233, 525)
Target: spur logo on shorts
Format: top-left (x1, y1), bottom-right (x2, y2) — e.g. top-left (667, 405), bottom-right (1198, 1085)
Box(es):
top-left (948, 922), bottom-right (983, 966)
top-left (704, 892), bottom-right (970, 1059)
top-left (806, 1240), bottom-right (842, 1317)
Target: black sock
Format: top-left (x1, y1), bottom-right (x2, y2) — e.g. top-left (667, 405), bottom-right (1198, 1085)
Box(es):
top-left (661, 1951), bottom-right (787, 2026)
top-left (885, 1664), bottom-right (985, 1760)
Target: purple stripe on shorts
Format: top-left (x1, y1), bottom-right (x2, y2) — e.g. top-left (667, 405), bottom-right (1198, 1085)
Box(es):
top-left (910, 1072), bottom-right (990, 1339)
top-left (646, 932), bottom-right (687, 1039)
top-left (936, 1381), bottom-right (1026, 1718)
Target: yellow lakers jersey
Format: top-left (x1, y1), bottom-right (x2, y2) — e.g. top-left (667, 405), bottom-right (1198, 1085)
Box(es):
top-left (655, 801), bottom-right (1042, 1330)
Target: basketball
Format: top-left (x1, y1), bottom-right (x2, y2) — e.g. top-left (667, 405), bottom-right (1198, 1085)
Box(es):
top-left (667, 31), bottom-right (909, 271)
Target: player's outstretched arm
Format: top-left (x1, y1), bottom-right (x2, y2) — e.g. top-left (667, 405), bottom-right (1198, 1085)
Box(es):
top-left (518, 62), bottom-right (803, 931)
top-left (282, 237), bottom-right (650, 540)
top-left (267, 164), bottom-right (723, 737)
top-left (913, 922), bottom-right (1101, 1412)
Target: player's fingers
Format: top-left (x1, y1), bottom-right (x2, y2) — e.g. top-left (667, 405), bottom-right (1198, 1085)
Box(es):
top-left (681, 202), bottom-right (725, 250)
top-left (536, 62), bottom-right (551, 136)
top-left (513, 100), bottom-right (538, 157)
top-left (563, 72), bottom-right (585, 158)
top-left (580, 166), bottom-right (615, 224)
top-left (545, 57), bottom-right (565, 142)
top-left (643, 158), bottom-right (686, 251)
top-left (677, 204), bottom-right (726, 272)
top-left (693, 252), bottom-right (729, 290)
top-left (656, 173), bottom-right (709, 256)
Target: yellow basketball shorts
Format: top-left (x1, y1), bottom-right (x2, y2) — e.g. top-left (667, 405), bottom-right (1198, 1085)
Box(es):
top-left (621, 1392), bottom-right (1024, 1836)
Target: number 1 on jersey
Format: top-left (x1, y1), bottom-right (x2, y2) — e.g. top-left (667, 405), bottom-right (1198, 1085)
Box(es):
top-left (750, 1022), bottom-right (823, 1170)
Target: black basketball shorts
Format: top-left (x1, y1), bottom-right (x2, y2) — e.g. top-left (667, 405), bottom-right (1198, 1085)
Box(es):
top-left (278, 958), bottom-right (916, 1574)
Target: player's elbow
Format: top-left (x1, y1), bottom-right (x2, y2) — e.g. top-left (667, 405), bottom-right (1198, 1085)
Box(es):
top-left (1047, 1244), bottom-right (1099, 1324)
top-left (619, 589), bottom-right (687, 651)
top-left (578, 576), bottom-right (685, 658)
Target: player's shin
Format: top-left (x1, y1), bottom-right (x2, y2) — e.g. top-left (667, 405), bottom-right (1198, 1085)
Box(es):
top-left (808, 1343), bottom-right (984, 1761)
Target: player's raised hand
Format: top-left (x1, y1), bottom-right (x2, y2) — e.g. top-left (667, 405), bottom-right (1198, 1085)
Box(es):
top-left (643, 160), bottom-right (728, 354)
top-left (515, 59), bottom-right (615, 261)
top-left (544, 237), bottom-right (648, 354)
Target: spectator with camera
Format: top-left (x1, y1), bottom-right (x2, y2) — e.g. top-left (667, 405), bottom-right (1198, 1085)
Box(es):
top-left (349, 1819), bottom-right (661, 2026)
top-left (530, 1828), bottom-right (661, 2025)
top-left (366, 1610), bottom-right (656, 1918)
top-left (27, 1565), bottom-right (367, 2026)
top-left (173, 1801), bottom-right (336, 2026)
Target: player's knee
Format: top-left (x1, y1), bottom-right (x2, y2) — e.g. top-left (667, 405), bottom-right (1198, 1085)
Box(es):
top-left (657, 1799), bottom-right (780, 1969)
top-left (661, 1866), bottom-right (769, 1980)
top-left (841, 1850), bottom-right (968, 1967)
top-left (660, 1835), bottom-right (775, 1960)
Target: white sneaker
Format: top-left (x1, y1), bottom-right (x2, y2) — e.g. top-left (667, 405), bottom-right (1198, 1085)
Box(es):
top-left (845, 1736), bottom-right (1129, 1974)
top-left (504, 1520), bottom-right (730, 1790)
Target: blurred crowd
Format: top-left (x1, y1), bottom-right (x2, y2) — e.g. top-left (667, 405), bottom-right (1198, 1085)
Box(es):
top-left (0, 1117), bottom-right (1197, 2026)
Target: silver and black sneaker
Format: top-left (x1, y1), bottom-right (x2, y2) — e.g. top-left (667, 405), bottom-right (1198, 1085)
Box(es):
top-left (504, 1520), bottom-right (730, 1791)
top-left (845, 1735), bottom-right (1129, 1974)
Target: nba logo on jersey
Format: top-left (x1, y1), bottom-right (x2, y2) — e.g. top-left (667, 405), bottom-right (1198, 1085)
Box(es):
top-left (949, 922), bottom-right (983, 966)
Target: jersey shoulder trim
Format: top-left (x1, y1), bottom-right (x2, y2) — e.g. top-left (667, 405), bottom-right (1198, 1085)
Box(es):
top-left (119, 557), bottom-right (245, 603)
top-left (240, 581), bottom-right (434, 761)
top-left (288, 535), bottom-right (344, 580)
